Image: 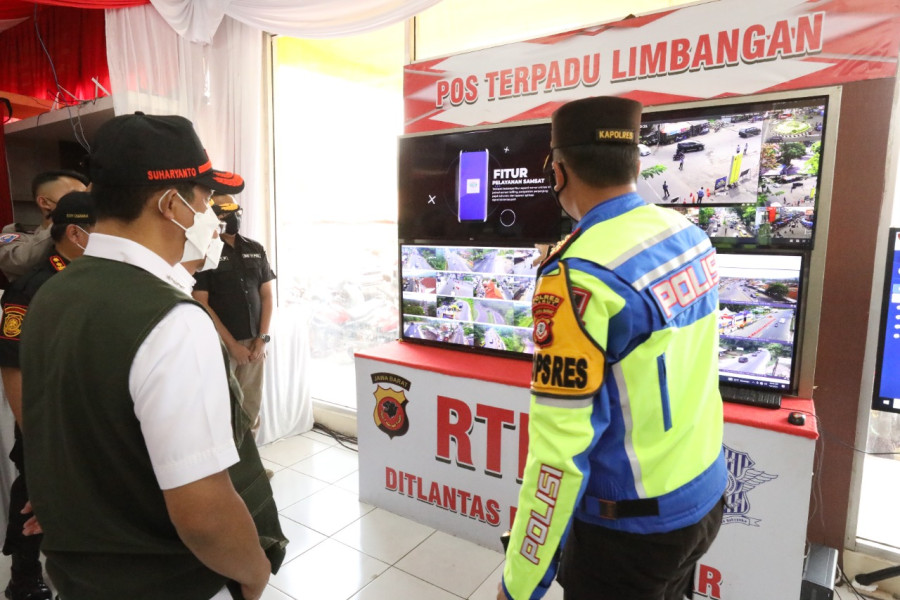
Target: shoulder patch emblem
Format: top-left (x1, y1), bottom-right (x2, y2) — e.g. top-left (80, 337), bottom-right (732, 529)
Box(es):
top-left (532, 292), bottom-right (564, 347)
top-left (49, 256), bottom-right (66, 272)
top-left (1, 304), bottom-right (27, 339)
top-left (570, 287), bottom-right (592, 318)
top-left (0, 233), bottom-right (20, 245)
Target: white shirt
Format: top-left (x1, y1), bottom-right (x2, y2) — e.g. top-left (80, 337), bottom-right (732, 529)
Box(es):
top-left (169, 262), bottom-right (199, 294)
top-left (84, 233), bottom-right (239, 489)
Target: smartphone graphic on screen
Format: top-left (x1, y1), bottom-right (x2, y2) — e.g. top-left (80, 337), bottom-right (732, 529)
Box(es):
top-left (457, 149), bottom-right (489, 222)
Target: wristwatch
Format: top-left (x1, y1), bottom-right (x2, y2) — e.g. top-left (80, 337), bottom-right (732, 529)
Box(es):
top-left (258, 334), bottom-right (271, 343)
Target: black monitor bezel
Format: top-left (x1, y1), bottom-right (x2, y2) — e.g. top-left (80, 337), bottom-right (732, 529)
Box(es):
top-left (397, 120), bottom-right (567, 245)
top-left (871, 227), bottom-right (900, 413)
top-left (714, 246), bottom-right (808, 396)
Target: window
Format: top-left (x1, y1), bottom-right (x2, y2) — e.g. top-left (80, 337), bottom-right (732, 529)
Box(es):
top-left (272, 27), bottom-right (404, 409)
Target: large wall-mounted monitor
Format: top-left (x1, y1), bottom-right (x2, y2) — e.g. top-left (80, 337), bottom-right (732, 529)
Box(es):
top-left (398, 122), bottom-right (563, 244)
top-left (716, 251), bottom-right (806, 394)
top-left (638, 94), bottom-right (829, 250)
top-left (399, 243), bottom-right (540, 359)
top-left (872, 228), bottom-right (900, 414)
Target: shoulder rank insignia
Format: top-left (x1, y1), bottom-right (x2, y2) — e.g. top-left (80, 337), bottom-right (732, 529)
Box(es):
top-left (1, 304), bottom-right (27, 339)
top-left (0, 233), bottom-right (20, 245)
top-left (50, 255), bottom-right (66, 272)
top-left (543, 229), bottom-right (581, 265)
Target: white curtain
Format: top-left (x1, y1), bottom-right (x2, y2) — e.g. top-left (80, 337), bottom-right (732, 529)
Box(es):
top-left (105, 5), bottom-right (309, 444)
top-left (104, 0), bottom-right (437, 444)
top-left (149, 0), bottom-right (440, 44)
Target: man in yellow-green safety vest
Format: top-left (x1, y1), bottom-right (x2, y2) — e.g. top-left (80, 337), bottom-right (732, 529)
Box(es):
top-left (498, 96), bottom-right (727, 600)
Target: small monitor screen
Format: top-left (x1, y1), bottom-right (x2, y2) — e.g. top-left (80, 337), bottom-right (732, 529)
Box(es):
top-left (638, 95), bottom-right (827, 249)
top-left (872, 228), bottom-right (900, 413)
top-left (717, 251), bottom-right (804, 392)
top-left (398, 123), bottom-right (563, 244)
top-left (400, 243), bottom-right (540, 358)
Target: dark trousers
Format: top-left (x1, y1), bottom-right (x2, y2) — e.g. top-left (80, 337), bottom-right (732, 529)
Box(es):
top-left (558, 498), bottom-right (724, 600)
top-left (3, 425), bottom-right (43, 576)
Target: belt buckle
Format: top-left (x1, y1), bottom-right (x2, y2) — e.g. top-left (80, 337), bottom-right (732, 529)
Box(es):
top-left (598, 499), bottom-right (618, 520)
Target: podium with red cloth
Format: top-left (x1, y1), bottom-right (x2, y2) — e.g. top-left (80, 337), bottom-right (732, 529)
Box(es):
top-left (356, 341), bottom-right (817, 599)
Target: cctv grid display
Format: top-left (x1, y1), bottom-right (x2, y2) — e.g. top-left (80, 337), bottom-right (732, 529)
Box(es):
top-left (871, 228), bottom-right (900, 413)
top-left (715, 250), bottom-right (805, 393)
top-left (400, 244), bottom-right (541, 356)
top-left (639, 95), bottom-right (828, 250)
top-left (396, 96), bottom-right (821, 394)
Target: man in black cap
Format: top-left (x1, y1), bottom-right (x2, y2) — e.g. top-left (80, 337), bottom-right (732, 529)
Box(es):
top-left (193, 194), bottom-right (275, 443)
top-left (498, 96), bottom-right (726, 600)
top-left (19, 113), bottom-right (286, 600)
top-left (0, 191), bottom-right (94, 600)
top-left (0, 170), bottom-right (88, 284)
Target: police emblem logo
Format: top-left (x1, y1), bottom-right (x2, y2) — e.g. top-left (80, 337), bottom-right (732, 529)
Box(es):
top-left (0, 233), bottom-right (21, 245)
top-left (373, 385), bottom-right (410, 439)
top-left (532, 292), bottom-right (563, 348)
top-left (1, 305), bottom-right (27, 340)
top-left (723, 444), bottom-right (777, 526)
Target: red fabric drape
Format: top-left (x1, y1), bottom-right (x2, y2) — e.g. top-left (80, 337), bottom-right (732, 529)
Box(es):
top-left (0, 0), bottom-right (147, 20)
top-left (0, 5), bottom-right (109, 102)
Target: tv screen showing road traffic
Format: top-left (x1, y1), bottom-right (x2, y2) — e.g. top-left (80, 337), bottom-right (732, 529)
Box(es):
top-left (716, 252), bottom-right (804, 391)
top-left (637, 95), bottom-right (827, 249)
top-left (400, 244), bottom-right (540, 356)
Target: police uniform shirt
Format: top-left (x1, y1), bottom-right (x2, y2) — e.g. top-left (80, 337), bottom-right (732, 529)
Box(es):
top-left (0, 226), bottom-right (54, 283)
top-left (0, 249), bottom-right (68, 367)
top-left (193, 234), bottom-right (275, 341)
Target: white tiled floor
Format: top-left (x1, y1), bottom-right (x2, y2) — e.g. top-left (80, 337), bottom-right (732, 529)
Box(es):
top-left (258, 429), bottom-right (565, 600)
top-left (0, 428), bottom-right (874, 599)
top-left (261, 430), bottom-right (891, 600)
top-left (256, 429), bottom-right (873, 600)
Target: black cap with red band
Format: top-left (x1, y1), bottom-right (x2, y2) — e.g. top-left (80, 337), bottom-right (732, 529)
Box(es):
top-left (89, 112), bottom-right (245, 194)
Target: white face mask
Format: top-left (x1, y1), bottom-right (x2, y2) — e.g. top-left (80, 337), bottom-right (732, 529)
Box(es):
top-left (201, 235), bottom-right (224, 271)
top-left (162, 190), bottom-right (224, 270)
top-left (74, 225), bottom-right (90, 252)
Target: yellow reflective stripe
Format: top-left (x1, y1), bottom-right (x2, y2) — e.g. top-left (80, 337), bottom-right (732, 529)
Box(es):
top-left (503, 399), bottom-right (594, 599)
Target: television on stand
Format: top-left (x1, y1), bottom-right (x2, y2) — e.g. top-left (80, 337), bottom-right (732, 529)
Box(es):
top-left (872, 227), bottom-right (900, 414)
top-left (638, 94), bottom-right (830, 250)
top-left (397, 121), bottom-right (564, 359)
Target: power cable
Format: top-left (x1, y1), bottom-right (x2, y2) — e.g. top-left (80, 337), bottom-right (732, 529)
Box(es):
top-left (33, 5), bottom-right (91, 153)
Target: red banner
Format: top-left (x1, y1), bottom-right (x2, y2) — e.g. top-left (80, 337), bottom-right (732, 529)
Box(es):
top-left (404, 0), bottom-right (900, 133)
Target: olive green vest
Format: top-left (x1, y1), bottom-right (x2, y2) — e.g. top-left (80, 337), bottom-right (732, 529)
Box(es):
top-left (20, 256), bottom-right (286, 600)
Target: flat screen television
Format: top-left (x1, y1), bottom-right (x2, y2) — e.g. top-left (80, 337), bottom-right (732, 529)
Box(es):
top-left (638, 94), bottom-right (829, 249)
top-left (398, 122), bottom-right (564, 244)
top-left (716, 250), bottom-right (806, 393)
top-left (399, 243), bottom-right (540, 358)
top-left (872, 228), bottom-right (900, 413)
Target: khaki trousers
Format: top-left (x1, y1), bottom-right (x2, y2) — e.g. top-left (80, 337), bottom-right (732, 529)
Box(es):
top-left (230, 338), bottom-right (266, 436)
